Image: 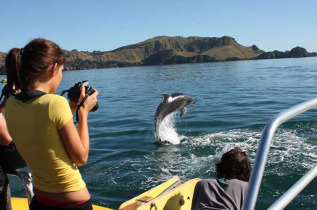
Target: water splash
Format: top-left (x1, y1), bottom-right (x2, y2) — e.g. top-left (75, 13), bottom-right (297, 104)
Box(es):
top-left (182, 127), bottom-right (317, 172)
top-left (157, 113), bottom-right (182, 144)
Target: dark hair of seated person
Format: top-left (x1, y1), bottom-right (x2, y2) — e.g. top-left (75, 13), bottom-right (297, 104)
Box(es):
top-left (215, 149), bottom-right (251, 182)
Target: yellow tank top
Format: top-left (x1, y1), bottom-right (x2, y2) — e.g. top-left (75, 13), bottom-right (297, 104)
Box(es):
top-left (5, 94), bottom-right (86, 193)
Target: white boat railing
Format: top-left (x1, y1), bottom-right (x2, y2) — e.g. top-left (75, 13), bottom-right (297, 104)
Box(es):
top-left (244, 98), bottom-right (317, 210)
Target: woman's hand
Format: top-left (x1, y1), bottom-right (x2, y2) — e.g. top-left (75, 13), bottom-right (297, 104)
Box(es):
top-left (78, 85), bottom-right (99, 113)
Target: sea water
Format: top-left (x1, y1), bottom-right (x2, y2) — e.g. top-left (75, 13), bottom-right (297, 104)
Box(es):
top-left (5, 57), bottom-right (317, 209)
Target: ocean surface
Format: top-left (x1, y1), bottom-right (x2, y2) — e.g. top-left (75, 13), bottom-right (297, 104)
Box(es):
top-left (5, 57), bottom-right (317, 209)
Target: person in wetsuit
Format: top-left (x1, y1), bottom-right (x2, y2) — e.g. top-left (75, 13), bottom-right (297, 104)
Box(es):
top-left (0, 111), bottom-right (13, 210)
top-left (0, 88), bottom-right (27, 210)
top-left (191, 149), bottom-right (252, 210)
top-left (5, 38), bottom-right (98, 210)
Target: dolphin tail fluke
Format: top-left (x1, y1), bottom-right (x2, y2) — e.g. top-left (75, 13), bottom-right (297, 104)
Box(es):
top-left (180, 107), bottom-right (187, 117)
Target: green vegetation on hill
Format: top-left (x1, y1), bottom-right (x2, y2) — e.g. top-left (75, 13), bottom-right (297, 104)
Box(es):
top-left (255, 47), bottom-right (309, 59)
top-left (63, 36), bottom-right (264, 70)
top-left (0, 36), bottom-right (316, 73)
top-left (0, 52), bottom-right (7, 74)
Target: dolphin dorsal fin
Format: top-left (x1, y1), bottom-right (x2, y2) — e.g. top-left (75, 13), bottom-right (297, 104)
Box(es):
top-left (162, 93), bottom-right (170, 101)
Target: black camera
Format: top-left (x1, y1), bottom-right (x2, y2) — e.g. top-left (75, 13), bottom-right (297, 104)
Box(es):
top-left (67, 81), bottom-right (98, 112)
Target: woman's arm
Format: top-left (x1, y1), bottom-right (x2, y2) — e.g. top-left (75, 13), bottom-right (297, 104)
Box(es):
top-left (59, 86), bottom-right (98, 166)
top-left (0, 113), bottom-right (12, 146)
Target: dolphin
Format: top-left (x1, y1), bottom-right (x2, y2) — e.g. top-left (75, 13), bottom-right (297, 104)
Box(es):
top-left (154, 93), bottom-right (195, 143)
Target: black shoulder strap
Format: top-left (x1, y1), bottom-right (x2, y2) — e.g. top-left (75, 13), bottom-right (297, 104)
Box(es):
top-left (15, 90), bottom-right (47, 102)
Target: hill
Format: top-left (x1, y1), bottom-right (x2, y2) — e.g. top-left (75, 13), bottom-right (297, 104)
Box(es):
top-left (63, 36), bottom-right (264, 69)
top-left (0, 52), bottom-right (6, 74)
top-left (255, 47), bottom-right (311, 59)
top-left (0, 36), bottom-right (316, 73)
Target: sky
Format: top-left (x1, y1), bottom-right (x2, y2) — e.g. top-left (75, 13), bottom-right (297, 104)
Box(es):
top-left (1, 0), bottom-right (317, 53)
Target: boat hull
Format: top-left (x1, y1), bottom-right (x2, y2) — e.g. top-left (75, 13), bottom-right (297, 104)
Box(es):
top-left (11, 176), bottom-right (200, 210)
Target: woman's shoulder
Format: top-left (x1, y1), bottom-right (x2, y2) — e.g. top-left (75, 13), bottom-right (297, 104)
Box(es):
top-left (46, 94), bottom-right (69, 110)
top-left (46, 94), bottom-right (68, 103)
top-left (47, 94), bottom-right (72, 123)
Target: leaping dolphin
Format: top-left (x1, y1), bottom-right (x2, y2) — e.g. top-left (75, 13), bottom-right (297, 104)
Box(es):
top-left (154, 93), bottom-right (195, 143)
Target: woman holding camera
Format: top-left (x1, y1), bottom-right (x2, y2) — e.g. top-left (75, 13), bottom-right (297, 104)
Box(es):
top-left (5, 38), bottom-right (98, 210)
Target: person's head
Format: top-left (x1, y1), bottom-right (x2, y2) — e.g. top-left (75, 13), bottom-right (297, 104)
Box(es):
top-left (5, 38), bottom-right (66, 94)
top-left (215, 149), bottom-right (251, 182)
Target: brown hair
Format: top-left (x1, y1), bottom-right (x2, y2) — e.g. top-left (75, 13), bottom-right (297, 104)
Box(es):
top-left (215, 149), bottom-right (252, 182)
top-left (5, 38), bottom-right (65, 94)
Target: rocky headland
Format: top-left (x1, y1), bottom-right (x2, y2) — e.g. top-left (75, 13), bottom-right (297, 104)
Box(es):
top-left (0, 36), bottom-right (316, 74)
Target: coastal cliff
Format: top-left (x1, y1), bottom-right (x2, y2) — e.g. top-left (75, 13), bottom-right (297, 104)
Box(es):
top-left (0, 36), bottom-right (316, 74)
top-left (62, 36), bottom-right (263, 70)
top-left (255, 47), bottom-right (316, 59)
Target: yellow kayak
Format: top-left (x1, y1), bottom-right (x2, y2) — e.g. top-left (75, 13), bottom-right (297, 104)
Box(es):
top-left (11, 176), bottom-right (200, 210)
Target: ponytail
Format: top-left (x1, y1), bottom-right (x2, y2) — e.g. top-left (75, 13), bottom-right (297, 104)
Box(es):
top-left (5, 48), bottom-right (24, 95)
